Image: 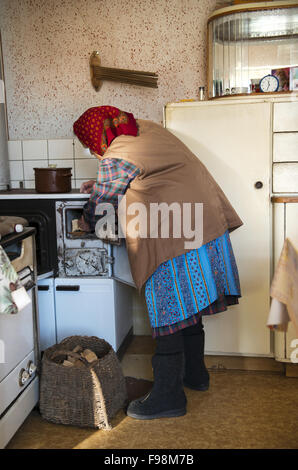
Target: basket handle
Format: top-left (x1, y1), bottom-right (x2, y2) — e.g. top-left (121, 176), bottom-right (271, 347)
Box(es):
top-left (51, 349), bottom-right (93, 366)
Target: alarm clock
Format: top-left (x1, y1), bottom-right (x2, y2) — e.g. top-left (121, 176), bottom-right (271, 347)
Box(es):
top-left (259, 74), bottom-right (279, 93)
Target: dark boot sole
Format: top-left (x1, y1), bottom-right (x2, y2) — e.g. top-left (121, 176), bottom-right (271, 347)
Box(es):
top-left (127, 407), bottom-right (186, 420)
top-left (183, 380), bottom-right (209, 391)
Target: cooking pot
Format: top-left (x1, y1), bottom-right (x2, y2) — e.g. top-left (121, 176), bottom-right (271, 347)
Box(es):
top-left (34, 167), bottom-right (72, 193)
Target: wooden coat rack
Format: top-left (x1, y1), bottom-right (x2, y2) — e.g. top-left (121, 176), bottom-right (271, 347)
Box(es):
top-left (90, 51), bottom-right (158, 91)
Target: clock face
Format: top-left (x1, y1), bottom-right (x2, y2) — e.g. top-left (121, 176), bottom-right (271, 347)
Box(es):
top-left (259, 74), bottom-right (279, 93)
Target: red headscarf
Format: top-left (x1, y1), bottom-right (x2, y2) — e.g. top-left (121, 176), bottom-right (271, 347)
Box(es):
top-left (73, 106), bottom-right (138, 156)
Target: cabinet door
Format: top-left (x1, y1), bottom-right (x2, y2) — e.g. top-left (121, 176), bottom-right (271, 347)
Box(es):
top-left (54, 278), bottom-right (117, 350)
top-left (0, 289), bottom-right (34, 382)
top-left (112, 240), bottom-right (136, 287)
top-left (166, 102), bottom-right (272, 356)
top-left (37, 277), bottom-right (56, 352)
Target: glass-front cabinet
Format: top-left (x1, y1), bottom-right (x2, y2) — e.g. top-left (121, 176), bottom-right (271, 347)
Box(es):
top-left (207, 1), bottom-right (298, 98)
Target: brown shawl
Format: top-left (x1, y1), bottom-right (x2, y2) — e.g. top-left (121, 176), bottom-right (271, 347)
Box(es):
top-left (103, 119), bottom-right (243, 289)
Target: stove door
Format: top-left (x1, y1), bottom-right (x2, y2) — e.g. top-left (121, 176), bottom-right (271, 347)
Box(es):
top-left (63, 247), bottom-right (112, 277)
top-left (112, 241), bottom-right (135, 287)
top-left (0, 288), bottom-right (34, 383)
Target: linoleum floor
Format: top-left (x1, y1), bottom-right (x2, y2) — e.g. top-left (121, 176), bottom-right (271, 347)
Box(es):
top-left (6, 370), bottom-right (298, 449)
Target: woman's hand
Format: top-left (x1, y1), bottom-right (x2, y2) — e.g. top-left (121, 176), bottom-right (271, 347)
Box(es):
top-left (78, 215), bottom-right (91, 232)
top-left (80, 180), bottom-right (95, 194)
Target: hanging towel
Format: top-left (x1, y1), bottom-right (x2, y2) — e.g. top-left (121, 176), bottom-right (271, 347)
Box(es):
top-left (0, 246), bottom-right (31, 314)
top-left (267, 238), bottom-right (298, 336)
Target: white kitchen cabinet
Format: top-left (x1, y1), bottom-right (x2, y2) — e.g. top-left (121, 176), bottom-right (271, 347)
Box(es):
top-left (37, 276), bottom-right (133, 354)
top-left (165, 96), bottom-right (298, 358)
top-left (273, 201), bottom-right (298, 362)
top-left (272, 96), bottom-right (298, 363)
top-left (165, 98), bottom-right (274, 356)
top-left (54, 278), bottom-right (133, 352)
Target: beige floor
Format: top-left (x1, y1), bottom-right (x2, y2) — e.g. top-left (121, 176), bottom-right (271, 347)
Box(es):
top-left (6, 365), bottom-right (298, 449)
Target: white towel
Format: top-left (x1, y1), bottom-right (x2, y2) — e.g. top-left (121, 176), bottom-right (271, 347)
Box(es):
top-left (0, 246), bottom-right (31, 314)
top-left (11, 286), bottom-right (31, 312)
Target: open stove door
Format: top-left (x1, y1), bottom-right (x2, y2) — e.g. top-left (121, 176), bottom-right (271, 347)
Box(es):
top-left (112, 240), bottom-right (136, 288)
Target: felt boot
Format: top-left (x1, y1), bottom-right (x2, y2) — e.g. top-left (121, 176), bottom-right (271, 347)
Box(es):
top-left (182, 317), bottom-right (210, 391)
top-left (127, 333), bottom-right (187, 420)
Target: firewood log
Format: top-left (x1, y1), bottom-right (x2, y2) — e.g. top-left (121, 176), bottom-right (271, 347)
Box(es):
top-left (63, 360), bottom-right (74, 367)
top-left (81, 349), bottom-right (98, 363)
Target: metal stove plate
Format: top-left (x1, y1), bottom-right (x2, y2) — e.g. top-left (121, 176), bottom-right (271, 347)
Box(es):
top-left (64, 248), bottom-right (108, 277)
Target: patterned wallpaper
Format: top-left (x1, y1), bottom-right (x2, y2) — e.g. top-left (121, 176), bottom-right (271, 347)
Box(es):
top-left (0, 0), bottom-right (229, 140)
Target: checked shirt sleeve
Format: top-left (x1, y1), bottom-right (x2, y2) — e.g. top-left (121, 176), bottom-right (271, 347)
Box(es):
top-left (83, 158), bottom-right (140, 231)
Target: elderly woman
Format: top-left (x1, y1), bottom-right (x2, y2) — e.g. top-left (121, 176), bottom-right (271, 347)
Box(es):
top-left (73, 105), bottom-right (242, 421)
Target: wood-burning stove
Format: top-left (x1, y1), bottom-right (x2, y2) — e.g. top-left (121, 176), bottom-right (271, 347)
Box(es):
top-left (0, 191), bottom-right (135, 356)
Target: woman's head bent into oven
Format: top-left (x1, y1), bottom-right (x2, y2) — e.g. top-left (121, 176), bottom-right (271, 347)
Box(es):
top-left (73, 105), bottom-right (138, 158)
top-left (73, 105), bottom-right (139, 230)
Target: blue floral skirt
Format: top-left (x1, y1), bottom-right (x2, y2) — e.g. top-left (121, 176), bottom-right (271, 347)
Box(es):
top-left (145, 230), bottom-right (241, 337)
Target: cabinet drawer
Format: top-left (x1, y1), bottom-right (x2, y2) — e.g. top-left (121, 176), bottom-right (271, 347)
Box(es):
top-left (0, 289), bottom-right (34, 383)
top-left (273, 163), bottom-right (298, 192)
top-left (54, 278), bottom-right (133, 352)
top-left (273, 102), bottom-right (298, 132)
top-left (54, 278), bottom-right (117, 349)
top-left (0, 376), bottom-right (39, 449)
top-left (273, 133), bottom-right (298, 162)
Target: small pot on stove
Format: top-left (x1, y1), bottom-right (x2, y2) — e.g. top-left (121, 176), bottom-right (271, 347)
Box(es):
top-left (34, 166), bottom-right (72, 193)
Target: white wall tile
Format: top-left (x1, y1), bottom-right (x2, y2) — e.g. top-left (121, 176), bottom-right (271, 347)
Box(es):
top-left (48, 139), bottom-right (73, 159)
top-left (8, 141), bottom-right (22, 160)
top-left (24, 180), bottom-right (35, 189)
top-left (75, 159), bottom-right (98, 179)
top-left (9, 161), bottom-right (24, 180)
top-left (23, 140), bottom-right (47, 160)
top-left (74, 138), bottom-right (91, 159)
top-left (24, 160), bottom-right (48, 180)
top-left (10, 180), bottom-right (22, 189)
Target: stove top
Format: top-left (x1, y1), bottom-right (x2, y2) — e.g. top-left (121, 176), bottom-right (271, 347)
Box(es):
top-left (0, 189), bottom-right (89, 200)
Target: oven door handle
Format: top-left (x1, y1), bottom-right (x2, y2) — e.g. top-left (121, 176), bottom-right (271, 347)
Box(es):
top-left (38, 285), bottom-right (50, 291)
top-left (56, 285), bottom-right (80, 291)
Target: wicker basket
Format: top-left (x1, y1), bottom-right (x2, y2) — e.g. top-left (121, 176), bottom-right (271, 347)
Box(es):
top-left (39, 336), bottom-right (127, 430)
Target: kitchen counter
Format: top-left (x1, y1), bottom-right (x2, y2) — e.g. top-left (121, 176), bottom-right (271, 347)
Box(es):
top-left (0, 189), bottom-right (89, 200)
